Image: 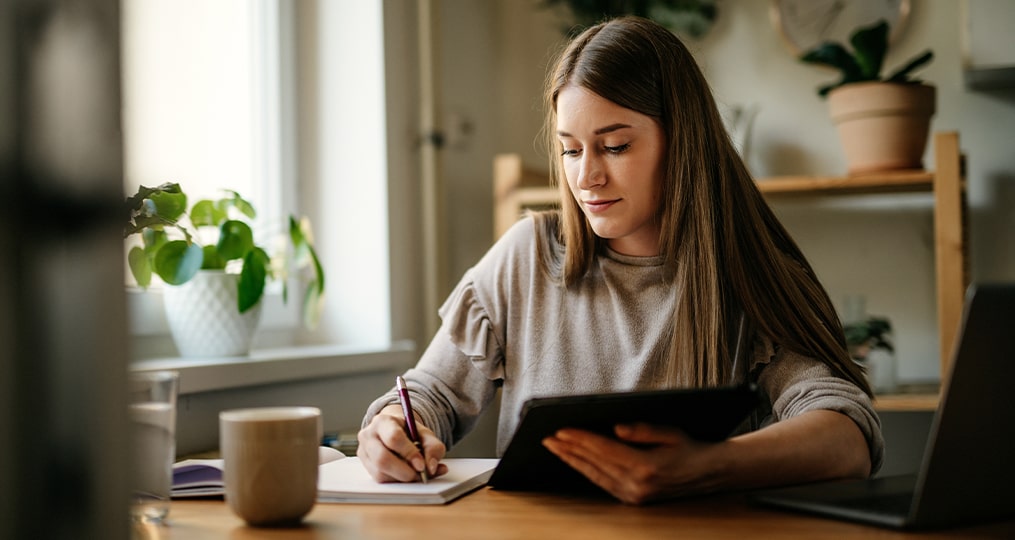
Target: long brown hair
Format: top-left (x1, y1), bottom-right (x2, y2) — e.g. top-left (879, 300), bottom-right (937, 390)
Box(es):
top-left (534, 16), bottom-right (870, 395)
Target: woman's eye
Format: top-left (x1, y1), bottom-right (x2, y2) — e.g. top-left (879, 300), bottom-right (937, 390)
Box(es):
top-left (560, 148), bottom-right (579, 157)
top-left (605, 143), bottom-right (630, 154)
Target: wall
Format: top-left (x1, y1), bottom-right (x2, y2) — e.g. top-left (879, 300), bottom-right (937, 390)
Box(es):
top-left (175, 369), bottom-right (402, 456)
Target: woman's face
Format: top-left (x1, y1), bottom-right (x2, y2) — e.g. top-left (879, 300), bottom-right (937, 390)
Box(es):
top-left (556, 85), bottom-right (666, 257)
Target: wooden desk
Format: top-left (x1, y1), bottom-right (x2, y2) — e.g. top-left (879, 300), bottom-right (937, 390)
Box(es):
top-left (136, 488), bottom-right (1014, 539)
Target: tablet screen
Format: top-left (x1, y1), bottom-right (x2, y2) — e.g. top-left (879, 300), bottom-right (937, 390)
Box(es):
top-left (487, 384), bottom-right (759, 493)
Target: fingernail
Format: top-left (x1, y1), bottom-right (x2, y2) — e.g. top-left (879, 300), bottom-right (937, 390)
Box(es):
top-left (412, 455), bottom-right (426, 472)
top-left (428, 458), bottom-right (439, 474)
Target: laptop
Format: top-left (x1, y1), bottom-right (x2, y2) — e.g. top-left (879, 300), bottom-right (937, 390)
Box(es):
top-left (751, 283), bottom-right (1015, 530)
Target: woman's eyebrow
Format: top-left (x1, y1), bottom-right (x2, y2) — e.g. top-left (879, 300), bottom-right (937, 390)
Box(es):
top-left (557, 123), bottom-right (633, 138)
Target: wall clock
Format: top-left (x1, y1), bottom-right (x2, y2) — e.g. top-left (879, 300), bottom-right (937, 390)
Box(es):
top-left (770, 0), bottom-right (911, 56)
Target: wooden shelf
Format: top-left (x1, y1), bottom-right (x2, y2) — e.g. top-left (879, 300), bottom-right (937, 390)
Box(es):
top-left (872, 383), bottom-right (941, 412)
top-left (756, 170), bottom-right (934, 196)
top-left (874, 393), bottom-right (940, 412)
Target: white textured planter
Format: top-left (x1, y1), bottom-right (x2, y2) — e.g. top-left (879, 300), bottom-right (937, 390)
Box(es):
top-left (163, 271), bottom-right (263, 358)
top-left (828, 82), bottom-right (936, 174)
top-left (865, 348), bottom-right (898, 394)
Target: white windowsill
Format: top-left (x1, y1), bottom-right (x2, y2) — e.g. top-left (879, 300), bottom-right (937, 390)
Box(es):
top-left (131, 340), bottom-right (416, 395)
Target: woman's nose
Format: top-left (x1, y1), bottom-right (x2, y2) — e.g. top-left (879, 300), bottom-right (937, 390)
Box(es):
top-left (576, 155), bottom-right (605, 190)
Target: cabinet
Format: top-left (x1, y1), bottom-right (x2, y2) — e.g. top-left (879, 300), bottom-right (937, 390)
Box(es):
top-left (493, 132), bottom-right (966, 410)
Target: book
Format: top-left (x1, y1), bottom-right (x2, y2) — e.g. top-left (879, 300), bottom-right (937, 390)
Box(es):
top-left (172, 458), bottom-right (231, 498)
top-left (171, 446), bottom-right (347, 499)
top-left (172, 450), bottom-right (498, 505)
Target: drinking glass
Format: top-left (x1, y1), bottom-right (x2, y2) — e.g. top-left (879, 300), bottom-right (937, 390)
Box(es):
top-left (128, 370), bottom-right (179, 524)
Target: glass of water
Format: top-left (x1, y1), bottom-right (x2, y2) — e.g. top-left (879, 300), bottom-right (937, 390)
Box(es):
top-left (128, 370), bottom-right (179, 524)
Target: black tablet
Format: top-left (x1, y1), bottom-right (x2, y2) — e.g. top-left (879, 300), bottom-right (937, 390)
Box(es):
top-left (487, 384), bottom-right (759, 493)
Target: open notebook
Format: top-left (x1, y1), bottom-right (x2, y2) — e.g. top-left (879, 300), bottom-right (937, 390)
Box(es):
top-left (172, 448), bottom-right (498, 505)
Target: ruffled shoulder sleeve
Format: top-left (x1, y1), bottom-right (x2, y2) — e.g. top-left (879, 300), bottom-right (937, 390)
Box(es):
top-left (438, 271), bottom-right (505, 380)
top-left (436, 217), bottom-right (543, 382)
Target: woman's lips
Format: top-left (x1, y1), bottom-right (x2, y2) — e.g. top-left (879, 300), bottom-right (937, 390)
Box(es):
top-left (583, 199), bottom-right (619, 213)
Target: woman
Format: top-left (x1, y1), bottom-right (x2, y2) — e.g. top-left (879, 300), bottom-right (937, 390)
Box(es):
top-left (358, 16), bottom-right (882, 504)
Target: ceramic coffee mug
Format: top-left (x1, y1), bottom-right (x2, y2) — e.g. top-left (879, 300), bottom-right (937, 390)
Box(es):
top-left (219, 407), bottom-right (322, 526)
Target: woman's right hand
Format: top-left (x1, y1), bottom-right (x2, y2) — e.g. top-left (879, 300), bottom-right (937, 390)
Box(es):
top-left (357, 404), bottom-right (448, 483)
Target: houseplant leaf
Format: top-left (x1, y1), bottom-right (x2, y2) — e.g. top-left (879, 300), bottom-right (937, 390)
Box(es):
top-left (800, 43), bottom-right (864, 94)
top-left (142, 228), bottom-right (168, 254)
top-left (201, 244), bottom-right (226, 270)
top-left (302, 280), bottom-right (324, 330)
top-left (147, 189), bottom-right (187, 222)
top-left (886, 50), bottom-right (934, 82)
top-left (289, 216), bottom-right (325, 329)
top-left (217, 220), bottom-right (254, 260)
top-left (190, 199), bottom-right (226, 227)
top-left (128, 246), bottom-right (152, 288)
top-left (153, 241), bottom-right (204, 285)
top-left (238, 248), bottom-right (270, 312)
top-left (227, 190), bottom-right (257, 219)
top-left (850, 20), bottom-right (887, 80)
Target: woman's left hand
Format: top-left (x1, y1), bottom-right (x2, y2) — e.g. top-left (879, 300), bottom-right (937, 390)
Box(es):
top-left (542, 423), bottom-right (720, 505)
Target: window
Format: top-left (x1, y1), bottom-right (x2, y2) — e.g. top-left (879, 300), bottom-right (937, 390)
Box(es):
top-left (122, 1), bottom-right (395, 357)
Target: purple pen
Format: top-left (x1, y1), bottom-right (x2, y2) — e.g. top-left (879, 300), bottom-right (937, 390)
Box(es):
top-left (396, 376), bottom-right (429, 483)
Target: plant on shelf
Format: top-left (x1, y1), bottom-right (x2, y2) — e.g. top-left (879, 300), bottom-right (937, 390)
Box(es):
top-left (800, 20), bottom-right (933, 98)
top-left (798, 20), bottom-right (936, 175)
top-left (124, 183), bottom-right (325, 357)
top-left (844, 315), bottom-right (897, 393)
top-left (843, 316), bottom-right (893, 362)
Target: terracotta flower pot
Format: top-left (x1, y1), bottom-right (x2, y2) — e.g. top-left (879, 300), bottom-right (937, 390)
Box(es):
top-left (827, 82), bottom-right (936, 174)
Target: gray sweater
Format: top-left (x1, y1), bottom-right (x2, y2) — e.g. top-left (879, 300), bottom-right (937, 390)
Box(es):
top-left (364, 217), bottom-right (884, 472)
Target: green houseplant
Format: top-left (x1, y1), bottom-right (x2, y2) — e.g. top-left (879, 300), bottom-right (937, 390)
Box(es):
top-left (844, 316), bottom-right (893, 361)
top-left (124, 183), bottom-right (325, 356)
top-left (800, 20), bottom-right (933, 98)
top-left (799, 20), bottom-right (936, 174)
